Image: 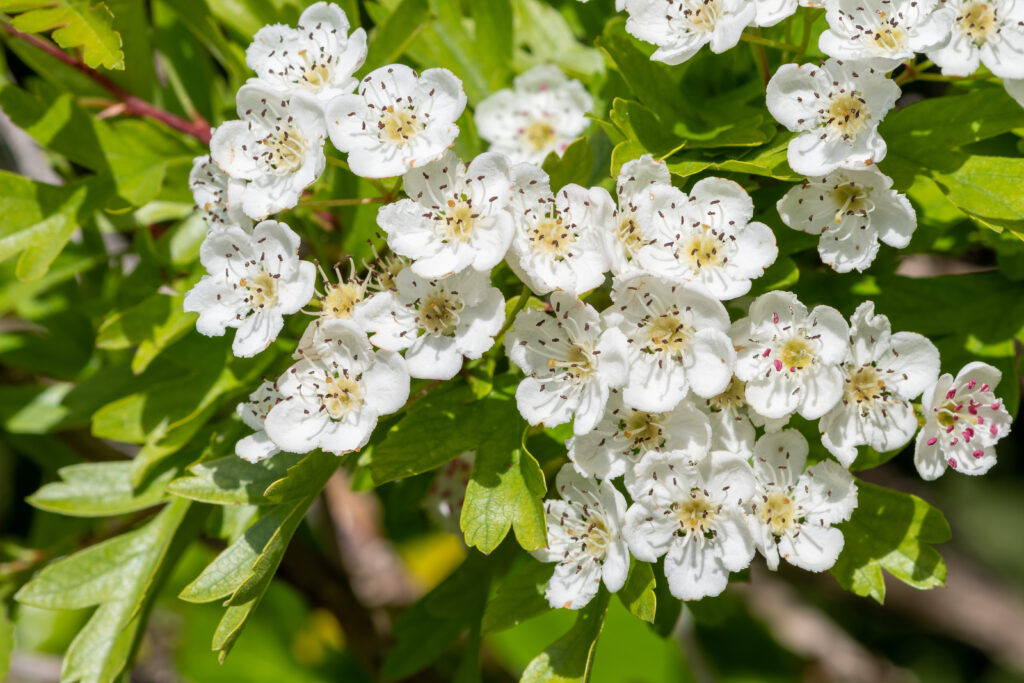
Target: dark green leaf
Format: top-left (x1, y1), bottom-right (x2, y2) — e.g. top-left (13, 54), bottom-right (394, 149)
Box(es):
top-left (542, 137), bottom-right (596, 193)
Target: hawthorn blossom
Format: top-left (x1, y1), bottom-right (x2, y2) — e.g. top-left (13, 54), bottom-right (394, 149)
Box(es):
top-left (264, 319), bottom-right (410, 455)
top-left (1007, 78), bottom-right (1024, 107)
top-left (819, 302), bottom-right (940, 466)
top-left (635, 178), bottom-right (778, 300)
top-left (183, 221), bottom-right (316, 358)
top-left (475, 65), bottom-right (593, 165)
top-left (928, 0), bottom-right (1024, 78)
top-left (504, 292), bottom-right (629, 435)
top-left (566, 390), bottom-right (712, 480)
top-left (914, 362), bottom-right (1013, 480)
top-left (533, 465), bottom-right (630, 610)
top-left (819, 0), bottom-right (954, 70)
top-left (378, 150), bottom-right (514, 279)
top-left (752, 1), bottom-right (808, 27)
top-left (731, 291), bottom-right (851, 421)
top-left (623, 451), bottom-right (756, 600)
top-left (623, 0), bottom-right (757, 65)
top-left (766, 59), bottom-right (901, 176)
top-left (603, 275), bottom-right (736, 412)
top-left (245, 2), bottom-right (367, 105)
top-left (696, 377), bottom-right (758, 455)
top-left (776, 167), bottom-right (917, 273)
top-left (306, 261), bottom-right (394, 335)
top-left (325, 65), bottom-right (467, 178)
top-left (235, 379), bottom-right (283, 463)
top-left (506, 163), bottom-right (613, 296)
top-left (189, 155), bottom-right (251, 230)
top-left (605, 155), bottom-right (673, 278)
top-left (423, 452), bottom-right (474, 535)
top-left (209, 83), bottom-right (327, 219)
top-left (748, 431), bottom-right (858, 571)
top-left (364, 268), bottom-right (504, 380)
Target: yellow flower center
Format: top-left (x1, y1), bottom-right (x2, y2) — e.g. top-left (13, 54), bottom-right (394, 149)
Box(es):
top-left (780, 338), bottom-right (814, 371)
top-left (826, 94), bottom-right (869, 139)
top-left (871, 25), bottom-right (907, 52)
top-left (260, 126), bottom-right (306, 173)
top-left (846, 365), bottom-right (885, 403)
top-left (683, 229), bottom-right (724, 269)
top-left (444, 201), bottom-right (476, 241)
top-left (531, 216), bottom-right (573, 257)
top-left (936, 400), bottom-right (960, 429)
top-left (760, 492), bottom-right (797, 535)
top-left (420, 293), bottom-right (461, 336)
top-left (831, 182), bottom-right (869, 222)
top-left (549, 344), bottom-right (597, 382)
top-left (960, 2), bottom-right (998, 44)
top-left (621, 411), bottom-right (666, 453)
top-left (617, 213), bottom-right (644, 256)
top-left (708, 378), bottom-right (746, 412)
top-left (382, 107), bottom-right (422, 146)
top-left (524, 121), bottom-right (557, 152)
top-left (688, 0), bottom-right (721, 33)
top-left (297, 49), bottom-right (331, 89)
top-left (322, 282), bottom-right (363, 319)
top-left (323, 374), bottom-right (361, 419)
top-left (647, 313), bottom-right (689, 355)
top-left (240, 272), bottom-right (278, 309)
top-left (676, 493), bottom-right (716, 535)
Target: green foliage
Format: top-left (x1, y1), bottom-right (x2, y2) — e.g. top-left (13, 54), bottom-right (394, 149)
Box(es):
top-left (1, 0), bottom-right (125, 69)
top-left (617, 560), bottom-right (656, 625)
top-left (520, 589), bottom-right (610, 683)
top-left (831, 482), bottom-right (951, 603)
top-left (28, 461), bottom-right (175, 517)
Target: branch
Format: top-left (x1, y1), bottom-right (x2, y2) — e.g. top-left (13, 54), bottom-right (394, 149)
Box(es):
top-left (1, 23), bottom-right (211, 145)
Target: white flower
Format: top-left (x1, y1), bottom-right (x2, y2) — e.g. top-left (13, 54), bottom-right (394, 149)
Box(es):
top-left (776, 167), bottom-right (917, 273)
top-left (604, 154), bottom-right (673, 279)
top-left (423, 451), bottom-right (474, 535)
top-left (623, 451), bottom-right (756, 600)
top-left (245, 2), bottom-right (367, 105)
top-left (603, 275), bottom-right (736, 412)
top-left (748, 430), bottom-right (858, 571)
top-left (1007, 78), bottom-right (1024, 107)
top-left (696, 377), bottom-right (758, 455)
top-left (819, 0), bottom-right (954, 70)
top-left (306, 261), bottom-right (395, 335)
top-left (236, 379), bottom-right (283, 463)
top-left (378, 150), bottom-right (514, 279)
top-left (567, 390), bottom-right (712, 480)
top-left (325, 64), bottom-right (466, 178)
top-left (504, 292), bottom-right (629, 435)
top-left (623, 0), bottom-right (757, 65)
top-left (914, 362), bottom-right (1013, 480)
top-left (533, 465), bottom-right (630, 610)
top-left (928, 0), bottom-right (1024, 78)
top-left (264, 319), bottom-right (410, 455)
top-left (183, 221), bottom-right (316, 358)
top-left (364, 267), bottom-right (504, 380)
top-left (752, 0), bottom-right (799, 27)
top-left (635, 178), bottom-right (778, 300)
top-left (819, 302), bottom-right (940, 466)
top-left (506, 163), bottom-right (613, 296)
top-left (731, 291), bottom-right (851, 420)
top-left (189, 155), bottom-right (252, 230)
top-left (209, 83), bottom-right (327, 219)
top-left (766, 59), bottom-right (901, 176)
top-left (475, 65), bottom-right (593, 165)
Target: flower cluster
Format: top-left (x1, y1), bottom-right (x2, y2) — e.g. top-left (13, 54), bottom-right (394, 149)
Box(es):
top-left (183, 3), bottom-right (1015, 613)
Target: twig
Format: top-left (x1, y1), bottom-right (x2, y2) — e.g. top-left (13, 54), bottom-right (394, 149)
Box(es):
top-left (298, 196), bottom-right (390, 208)
top-left (740, 31), bottom-right (801, 54)
top-left (1, 23), bottom-right (211, 145)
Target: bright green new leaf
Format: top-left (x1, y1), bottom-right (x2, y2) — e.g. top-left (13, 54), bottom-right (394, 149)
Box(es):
top-left (2, 0), bottom-right (125, 69)
top-left (0, 606), bottom-right (12, 681)
top-left (831, 482), bottom-right (951, 603)
top-left (543, 137), bottom-right (595, 192)
top-left (167, 452), bottom-right (305, 506)
top-left (462, 445), bottom-right (548, 554)
top-left (520, 589), bottom-right (610, 683)
top-left (617, 560), bottom-right (656, 624)
top-left (260, 450), bottom-right (341, 503)
top-left (28, 460), bottom-right (174, 517)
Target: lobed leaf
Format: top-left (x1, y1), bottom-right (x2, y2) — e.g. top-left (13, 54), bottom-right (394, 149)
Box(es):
top-left (2, 0), bottom-right (125, 69)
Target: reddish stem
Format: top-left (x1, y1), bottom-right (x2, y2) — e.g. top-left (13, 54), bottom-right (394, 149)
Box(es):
top-left (2, 23), bottom-right (212, 145)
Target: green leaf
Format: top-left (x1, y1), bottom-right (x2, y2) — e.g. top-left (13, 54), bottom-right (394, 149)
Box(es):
top-left (469, 0), bottom-right (512, 89)
top-left (167, 452), bottom-right (305, 506)
top-left (16, 498), bottom-right (204, 682)
top-left (261, 450), bottom-right (341, 503)
top-left (462, 445), bottom-right (547, 554)
top-left (28, 460), bottom-right (174, 517)
top-left (931, 156), bottom-right (1024, 240)
top-left (363, 0), bottom-right (431, 72)
top-left (542, 137), bottom-right (595, 193)
top-left (596, 22), bottom-right (687, 124)
top-left (831, 481), bottom-right (951, 603)
top-left (481, 558), bottom-right (552, 633)
top-left (96, 292), bottom-right (197, 374)
top-left (3, 0), bottom-right (125, 69)
top-left (0, 605), bottom-right (12, 681)
top-left (520, 589), bottom-right (610, 683)
top-left (617, 560), bottom-right (656, 624)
